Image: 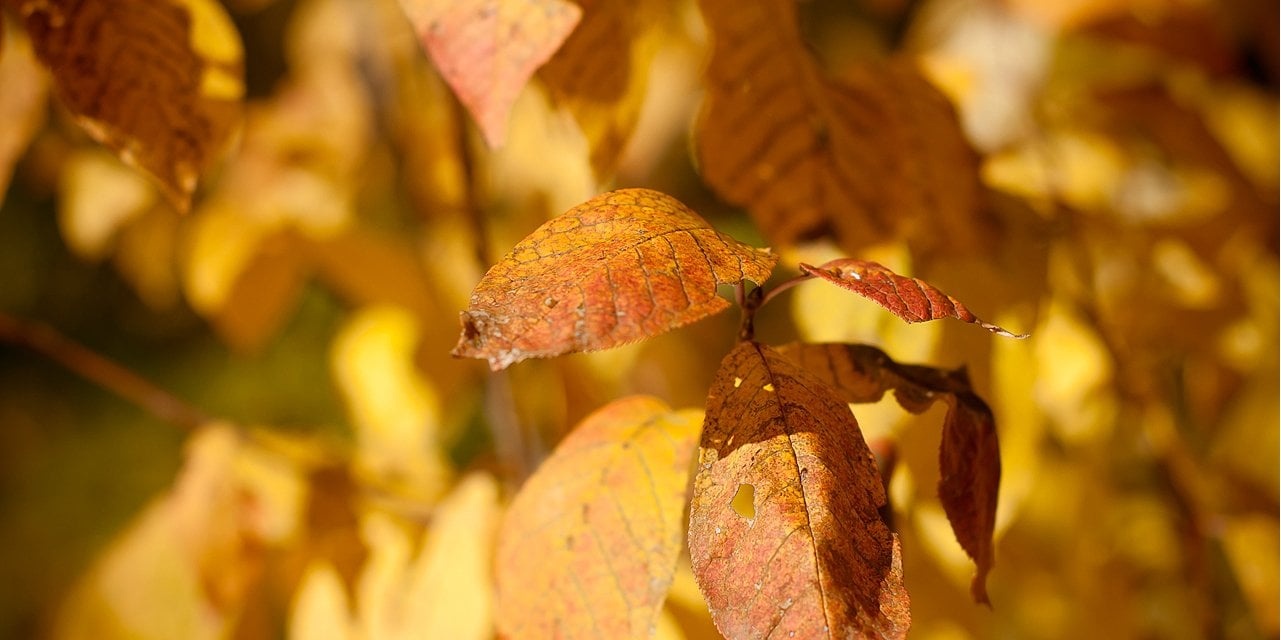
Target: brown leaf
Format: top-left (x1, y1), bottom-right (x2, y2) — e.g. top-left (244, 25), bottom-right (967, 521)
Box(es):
top-left (695, 0), bottom-right (984, 253)
top-left (13, 0), bottom-right (244, 212)
top-left (778, 342), bottom-right (1002, 604)
top-left (540, 0), bottom-right (656, 175)
top-left (800, 259), bottom-right (1028, 338)
top-left (453, 188), bottom-right (777, 370)
top-left (495, 395), bottom-right (701, 639)
top-left (397, 0), bottom-right (582, 147)
top-left (0, 18), bottom-right (49, 207)
top-left (689, 341), bottom-right (910, 639)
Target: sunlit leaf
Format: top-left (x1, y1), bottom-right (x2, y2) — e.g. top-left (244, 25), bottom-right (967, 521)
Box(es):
top-left (397, 0), bottom-right (582, 147)
top-left (453, 188), bottom-right (777, 370)
top-left (0, 18), bottom-right (48, 206)
top-left (695, 0), bottom-right (983, 253)
top-left (495, 396), bottom-right (701, 639)
top-left (13, 0), bottom-right (244, 212)
top-left (801, 259), bottom-right (1028, 338)
top-left (690, 341), bottom-right (910, 639)
top-left (778, 342), bottom-right (1003, 604)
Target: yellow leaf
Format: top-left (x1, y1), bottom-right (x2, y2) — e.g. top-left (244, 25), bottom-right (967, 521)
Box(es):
top-left (57, 150), bottom-right (157, 261)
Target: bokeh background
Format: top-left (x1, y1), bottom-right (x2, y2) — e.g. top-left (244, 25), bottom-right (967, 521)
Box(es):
top-left (0, 0), bottom-right (1276, 637)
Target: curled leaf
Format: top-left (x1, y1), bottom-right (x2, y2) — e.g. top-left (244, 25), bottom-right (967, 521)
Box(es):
top-left (496, 396), bottom-right (701, 639)
top-left (689, 341), bottom-right (910, 639)
top-left (801, 259), bottom-right (1028, 338)
top-left (778, 342), bottom-right (1002, 604)
top-left (397, 0), bottom-right (582, 147)
top-left (453, 188), bottom-right (777, 370)
top-left (13, 0), bottom-right (244, 212)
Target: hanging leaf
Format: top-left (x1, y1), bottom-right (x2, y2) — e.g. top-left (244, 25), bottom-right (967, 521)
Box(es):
top-left (396, 0), bottom-right (581, 147)
top-left (800, 259), bottom-right (1028, 338)
top-left (695, 0), bottom-right (984, 254)
top-left (12, 0), bottom-right (244, 212)
top-left (495, 395), bottom-right (701, 639)
top-left (778, 342), bottom-right (1002, 604)
top-left (453, 188), bottom-right (777, 370)
top-left (689, 341), bottom-right (910, 639)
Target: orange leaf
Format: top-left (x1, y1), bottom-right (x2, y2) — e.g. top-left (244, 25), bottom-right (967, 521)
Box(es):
top-left (689, 341), bottom-right (910, 639)
top-left (453, 188), bottom-right (777, 370)
top-left (495, 395), bottom-right (701, 639)
top-left (800, 259), bottom-right (1028, 338)
top-left (0, 19), bottom-right (49, 207)
top-left (695, 0), bottom-right (983, 253)
top-left (779, 342), bottom-right (1002, 605)
top-left (13, 0), bottom-right (244, 212)
top-left (397, 0), bottom-right (581, 147)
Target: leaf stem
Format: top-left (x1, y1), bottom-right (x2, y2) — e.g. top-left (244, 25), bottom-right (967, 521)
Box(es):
top-left (0, 312), bottom-right (210, 431)
top-left (757, 271), bottom-right (815, 309)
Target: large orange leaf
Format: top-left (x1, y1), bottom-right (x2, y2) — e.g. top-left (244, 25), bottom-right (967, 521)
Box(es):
top-left (689, 341), bottom-right (910, 639)
top-left (12, 0), bottom-right (244, 212)
top-left (397, 0), bottom-right (581, 147)
top-left (801, 259), bottom-right (1028, 338)
top-left (453, 188), bottom-right (777, 370)
top-left (495, 395), bottom-right (701, 639)
top-left (778, 342), bottom-right (1002, 604)
top-left (695, 0), bottom-right (983, 254)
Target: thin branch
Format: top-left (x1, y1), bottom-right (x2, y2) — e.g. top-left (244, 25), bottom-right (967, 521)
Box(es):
top-left (0, 312), bottom-right (210, 431)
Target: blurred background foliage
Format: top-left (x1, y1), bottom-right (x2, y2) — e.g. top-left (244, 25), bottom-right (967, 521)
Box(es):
top-left (0, 0), bottom-right (1276, 638)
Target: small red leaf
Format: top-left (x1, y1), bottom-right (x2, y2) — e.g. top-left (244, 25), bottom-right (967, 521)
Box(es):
top-left (800, 259), bottom-right (1028, 338)
top-left (779, 342), bottom-right (1001, 605)
top-left (453, 188), bottom-right (777, 370)
top-left (689, 341), bottom-right (910, 639)
top-left (397, 0), bottom-right (582, 147)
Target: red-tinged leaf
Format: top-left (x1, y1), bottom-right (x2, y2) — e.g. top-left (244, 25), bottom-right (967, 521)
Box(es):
top-left (13, 0), bottom-right (244, 212)
top-left (495, 395), bottom-right (701, 639)
top-left (397, 0), bottom-right (581, 147)
top-left (800, 259), bottom-right (1028, 338)
top-left (453, 188), bottom-right (777, 370)
top-left (689, 341), bottom-right (910, 639)
top-left (778, 342), bottom-right (1001, 605)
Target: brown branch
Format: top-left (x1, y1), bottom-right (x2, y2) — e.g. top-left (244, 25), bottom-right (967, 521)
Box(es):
top-left (0, 312), bottom-right (210, 431)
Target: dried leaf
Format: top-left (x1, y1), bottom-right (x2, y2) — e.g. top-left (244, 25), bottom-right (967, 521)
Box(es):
top-left (453, 188), bottom-right (777, 370)
top-left (695, 0), bottom-right (983, 253)
top-left (13, 0), bottom-right (244, 212)
top-left (397, 0), bottom-right (582, 147)
top-left (689, 341), bottom-right (910, 639)
top-left (495, 395), bottom-right (701, 639)
top-left (778, 342), bottom-right (1002, 604)
top-left (800, 259), bottom-right (1028, 338)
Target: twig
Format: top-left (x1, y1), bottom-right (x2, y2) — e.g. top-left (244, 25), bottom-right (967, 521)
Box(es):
top-left (757, 271), bottom-right (815, 309)
top-left (0, 312), bottom-right (210, 431)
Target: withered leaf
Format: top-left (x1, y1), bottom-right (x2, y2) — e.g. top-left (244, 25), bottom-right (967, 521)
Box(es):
top-left (13, 0), bottom-right (244, 212)
top-left (397, 0), bottom-right (581, 147)
top-left (695, 0), bottom-right (983, 253)
top-left (689, 341), bottom-right (910, 639)
top-left (779, 342), bottom-right (1002, 604)
top-left (453, 188), bottom-right (777, 370)
top-left (495, 395), bottom-right (701, 639)
top-left (801, 259), bottom-right (1028, 338)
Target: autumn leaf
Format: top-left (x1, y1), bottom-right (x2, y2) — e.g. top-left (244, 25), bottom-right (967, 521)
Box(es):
top-left (12, 0), bottom-right (244, 212)
top-left (397, 0), bottom-right (582, 147)
top-left (800, 259), bottom-right (1028, 338)
top-left (695, 0), bottom-right (984, 254)
top-left (778, 342), bottom-right (1002, 604)
top-left (495, 395), bottom-right (701, 639)
top-left (689, 341), bottom-right (910, 639)
top-left (0, 18), bottom-right (48, 207)
top-left (453, 188), bottom-right (777, 370)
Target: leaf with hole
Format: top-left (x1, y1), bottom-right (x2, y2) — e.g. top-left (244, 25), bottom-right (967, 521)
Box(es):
top-left (453, 188), bottom-right (777, 370)
top-left (689, 341), bottom-right (910, 639)
top-left (779, 342), bottom-right (1002, 604)
top-left (801, 259), bottom-right (1028, 338)
top-left (495, 395), bottom-right (701, 639)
